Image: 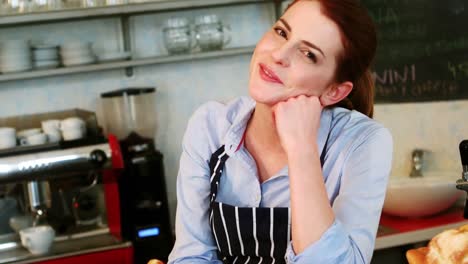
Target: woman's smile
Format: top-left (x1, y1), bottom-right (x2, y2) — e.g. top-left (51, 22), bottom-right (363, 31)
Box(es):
top-left (259, 63), bottom-right (284, 85)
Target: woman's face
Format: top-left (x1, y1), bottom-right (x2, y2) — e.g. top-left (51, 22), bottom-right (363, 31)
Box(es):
top-left (248, 0), bottom-right (345, 106)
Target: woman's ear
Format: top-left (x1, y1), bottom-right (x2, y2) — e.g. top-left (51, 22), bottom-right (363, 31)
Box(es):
top-left (319, 81), bottom-right (353, 106)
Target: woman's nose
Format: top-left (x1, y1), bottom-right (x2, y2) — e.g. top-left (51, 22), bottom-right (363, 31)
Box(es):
top-left (271, 44), bottom-right (291, 67)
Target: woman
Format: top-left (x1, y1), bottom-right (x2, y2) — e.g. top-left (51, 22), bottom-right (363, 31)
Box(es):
top-left (168, 0), bottom-right (393, 263)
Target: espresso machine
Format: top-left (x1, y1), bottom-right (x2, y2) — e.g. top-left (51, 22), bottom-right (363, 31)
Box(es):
top-left (456, 140), bottom-right (468, 219)
top-left (0, 110), bottom-right (133, 264)
top-left (100, 88), bottom-right (174, 264)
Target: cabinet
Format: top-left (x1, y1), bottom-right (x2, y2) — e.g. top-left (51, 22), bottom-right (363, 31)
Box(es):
top-left (36, 245), bottom-right (133, 264)
top-left (0, 0), bottom-right (282, 83)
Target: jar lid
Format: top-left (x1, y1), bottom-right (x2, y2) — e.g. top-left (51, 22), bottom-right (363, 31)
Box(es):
top-left (195, 14), bottom-right (220, 25)
top-left (164, 17), bottom-right (190, 28)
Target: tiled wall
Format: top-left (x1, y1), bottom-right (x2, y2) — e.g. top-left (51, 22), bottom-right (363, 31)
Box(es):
top-left (374, 100), bottom-right (468, 177)
top-left (0, 3), bottom-right (467, 225)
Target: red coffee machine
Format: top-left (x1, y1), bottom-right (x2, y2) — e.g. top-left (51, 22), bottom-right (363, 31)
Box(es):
top-left (100, 88), bottom-right (174, 264)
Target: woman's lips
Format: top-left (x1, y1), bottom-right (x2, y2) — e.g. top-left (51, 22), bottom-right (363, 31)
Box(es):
top-left (259, 63), bottom-right (283, 84)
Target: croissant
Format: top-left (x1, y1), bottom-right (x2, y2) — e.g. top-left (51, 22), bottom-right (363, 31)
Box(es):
top-left (406, 224), bottom-right (468, 264)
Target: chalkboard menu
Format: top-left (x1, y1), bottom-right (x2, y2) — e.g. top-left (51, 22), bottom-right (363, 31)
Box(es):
top-left (362, 0), bottom-right (468, 103)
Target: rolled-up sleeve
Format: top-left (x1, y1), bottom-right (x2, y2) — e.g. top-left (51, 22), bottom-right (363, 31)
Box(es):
top-left (286, 127), bottom-right (393, 264)
top-left (168, 104), bottom-right (223, 264)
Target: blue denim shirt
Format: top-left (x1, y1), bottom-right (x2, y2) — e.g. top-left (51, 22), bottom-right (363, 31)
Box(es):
top-left (168, 96), bottom-right (393, 264)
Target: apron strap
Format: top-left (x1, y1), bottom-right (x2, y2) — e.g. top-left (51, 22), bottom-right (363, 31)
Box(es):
top-left (320, 131), bottom-right (331, 167)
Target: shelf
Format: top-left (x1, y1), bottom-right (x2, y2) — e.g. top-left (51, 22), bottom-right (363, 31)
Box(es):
top-left (375, 221), bottom-right (468, 250)
top-left (0, 46), bottom-right (255, 82)
top-left (0, 0), bottom-right (272, 26)
top-left (375, 206), bottom-right (468, 250)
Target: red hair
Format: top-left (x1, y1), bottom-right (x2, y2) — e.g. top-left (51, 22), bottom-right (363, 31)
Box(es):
top-left (286, 0), bottom-right (377, 118)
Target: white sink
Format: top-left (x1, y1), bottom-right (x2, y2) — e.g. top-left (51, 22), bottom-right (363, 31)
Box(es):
top-left (382, 172), bottom-right (465, 218)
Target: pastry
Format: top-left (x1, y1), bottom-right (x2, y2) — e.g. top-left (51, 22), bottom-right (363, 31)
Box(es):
top-left (406, 224), bottom-right (468, 264)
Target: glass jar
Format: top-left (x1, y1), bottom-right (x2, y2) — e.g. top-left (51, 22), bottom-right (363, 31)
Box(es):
top-left (194, 14), bottom-right (231, 51)
top-left (162, 17), bottom-right (195, 55)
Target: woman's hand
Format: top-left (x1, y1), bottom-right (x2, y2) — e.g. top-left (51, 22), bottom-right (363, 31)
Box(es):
top-left (273, 95), bottom-right (323, 155)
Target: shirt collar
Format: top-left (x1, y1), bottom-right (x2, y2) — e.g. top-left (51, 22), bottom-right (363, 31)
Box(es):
top-left (223, 97), bottom-right (256, 156)
top-left (223, 97), bottom-right (333, 157)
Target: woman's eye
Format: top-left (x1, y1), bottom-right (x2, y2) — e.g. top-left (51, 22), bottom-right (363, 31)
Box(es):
top-left (304, 51), bottom-right (317, 63)
top-left (274, 27), bottom-right (287, 39)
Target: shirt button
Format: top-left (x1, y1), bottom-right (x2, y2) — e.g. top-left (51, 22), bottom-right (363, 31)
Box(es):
top-left (255, 193), bottom-right (261, 203)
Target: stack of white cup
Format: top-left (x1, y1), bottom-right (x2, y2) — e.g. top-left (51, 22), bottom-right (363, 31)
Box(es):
top-left (60, 117), bottom-right (86, 141)
top-left (0, 127), bottom-right (17, 149)
top-left (0, 117), bottom-right (87, 149)
top-left (41, 119), bottom-right (62, 143)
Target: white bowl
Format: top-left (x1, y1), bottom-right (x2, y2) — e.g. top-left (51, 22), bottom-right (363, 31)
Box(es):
top-left (383, 171), bottom-right (464, 218)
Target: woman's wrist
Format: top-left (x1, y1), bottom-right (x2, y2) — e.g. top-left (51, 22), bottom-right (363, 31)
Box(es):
top-left (285, 140), bottom-right (319, 161)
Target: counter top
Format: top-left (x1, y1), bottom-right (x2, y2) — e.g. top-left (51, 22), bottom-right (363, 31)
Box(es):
top-left (0, 229), bottom-right (132, 264)
top-left (375, 206), bottom-right (468, 250)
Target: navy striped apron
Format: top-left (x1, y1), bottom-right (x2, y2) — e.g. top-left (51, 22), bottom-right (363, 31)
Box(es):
top-left (208, 138), bottom-right (328, 263)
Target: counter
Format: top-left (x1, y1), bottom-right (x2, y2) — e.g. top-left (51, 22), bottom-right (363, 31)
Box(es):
top-left (0, 228), bottom-right (132, 264)
top-left (375, 206), bottom-right (468, 250)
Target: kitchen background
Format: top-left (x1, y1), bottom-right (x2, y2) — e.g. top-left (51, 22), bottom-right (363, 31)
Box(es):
top-left (0, 0), bottom-right (467, 263)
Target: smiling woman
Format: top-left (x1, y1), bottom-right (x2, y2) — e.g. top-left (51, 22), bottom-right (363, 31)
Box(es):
top-left (168, 1), bottom-right (392, 264)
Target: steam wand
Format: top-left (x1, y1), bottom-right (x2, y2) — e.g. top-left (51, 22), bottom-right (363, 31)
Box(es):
top-left (33, 208), bottom-right (46, 227)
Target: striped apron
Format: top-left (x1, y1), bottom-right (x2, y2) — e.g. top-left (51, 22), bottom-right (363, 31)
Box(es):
top-left (208, 139), bottom-right (328, 264)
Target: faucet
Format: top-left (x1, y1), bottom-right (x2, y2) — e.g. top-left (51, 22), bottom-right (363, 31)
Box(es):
top-left (410, 149), bottom-right (428, 177)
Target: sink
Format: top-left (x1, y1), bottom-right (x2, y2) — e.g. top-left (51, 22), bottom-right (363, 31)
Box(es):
top-left (382, 171), bottom-right (465, 218)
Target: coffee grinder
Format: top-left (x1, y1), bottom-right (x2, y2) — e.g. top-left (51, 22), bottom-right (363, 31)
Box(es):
top-left (100, 88), bottom-right (173, 263)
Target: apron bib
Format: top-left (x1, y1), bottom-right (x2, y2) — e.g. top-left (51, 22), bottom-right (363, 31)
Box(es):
top-left (208, 136), bottom-right (328, 264)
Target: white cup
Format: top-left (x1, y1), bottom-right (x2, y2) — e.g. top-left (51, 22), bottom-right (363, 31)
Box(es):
top-left (61, 128), bottom-right (84, 141)
top-left (0, 127), bottom-right (16, 149)
top-left (17, 128), bottom-right (41, 139)
top-left (19, 225), bottom-right (55, 255)
top-left (45, 129), bottom-right (61, 143)
top-left (21, 133), bottom-right (47, 146)
top-left (41, 119), bottom-right (61, 132)
top-left (60, 117), bottom-right (86, 132)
